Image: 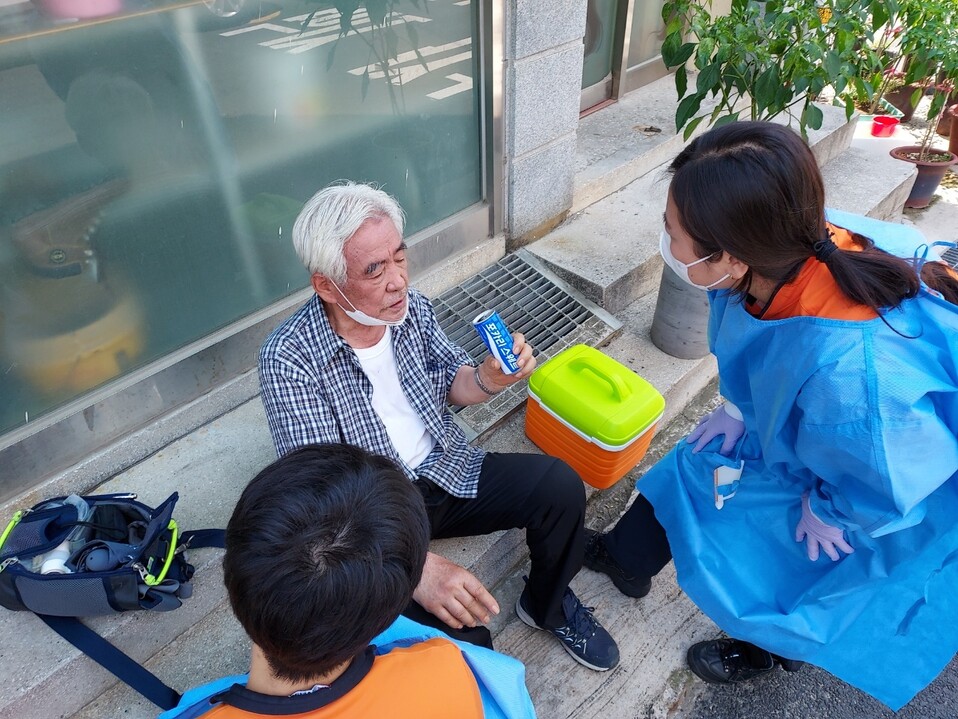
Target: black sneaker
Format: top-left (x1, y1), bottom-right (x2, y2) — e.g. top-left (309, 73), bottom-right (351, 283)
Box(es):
top-left (583, 529), bottom-right (652, 599)
top-left (686, 638), bottom-right (779, 684)
top-left (515, 585), bottom-right (620, 671)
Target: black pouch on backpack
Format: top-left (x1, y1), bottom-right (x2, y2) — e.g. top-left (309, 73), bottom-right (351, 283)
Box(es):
top-left (0, 491), bottom-right (223, 709)
top-left (0, 492), bottom-right (193, 615)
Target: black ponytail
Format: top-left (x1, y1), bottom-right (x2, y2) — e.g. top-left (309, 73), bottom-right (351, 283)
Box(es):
top-left (919, 261), bottom-right (958, 304)
top-left (821, 232), bottom-right (921, 310)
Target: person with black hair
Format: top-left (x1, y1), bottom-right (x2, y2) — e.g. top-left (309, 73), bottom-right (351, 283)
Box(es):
top-left (584, 121), bottom-right (958, 710)
top-left (190, 442), bottom-right (531, 717)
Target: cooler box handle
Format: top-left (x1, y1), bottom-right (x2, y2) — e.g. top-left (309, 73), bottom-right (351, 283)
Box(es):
top-left (568, 358), bottom-right (632, 401)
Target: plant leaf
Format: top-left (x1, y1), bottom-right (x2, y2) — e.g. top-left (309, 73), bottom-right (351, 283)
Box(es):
top-left (662, 32), bottom-right (695, 69)
top-left (299, 10), bottom-right (316, 33)
top-left (712, 112), bottom-right (739, 129)
top-left (366, 0), bottom-right (388, 27)
top-left (824, 50), bottom-right (842, 79)
top-left (675, 93), bottom-right (703, 131)
top-left (675, 64), bottom-right (688, 101)
top-left (909, 87), bottom-right (923, 110)
top-left (803, 102), bottom-right (824, 131)
top-left (673, 42), bottom-right (696, 67)
top-left (334, 0), bottom-right (360, 33)
top-left (753, 66), bottom-right (780, 115)
top-left (870, 0), bottom-right (889, 32)
top-left (682, 115), bottom-right (706, 141)
top-left (696, 62), bottom-right (721, 94)
top-left (661, 30), bottom-right (683, 67)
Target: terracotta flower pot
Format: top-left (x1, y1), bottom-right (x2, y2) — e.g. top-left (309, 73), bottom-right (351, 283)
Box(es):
top-left (936, 102), bottom-right (958, 138)
top-left (889, 145), bottom-right (958, 209)
top-left (950, 105), bottom-right (958, 158)
top-left (883, 85), bottom-right (922, 123)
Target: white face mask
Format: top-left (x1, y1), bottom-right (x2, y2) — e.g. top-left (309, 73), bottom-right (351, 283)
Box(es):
top-left (332, 282), bottom-right (408, 327)
top-left (659, 230), bottom-right (730, 291)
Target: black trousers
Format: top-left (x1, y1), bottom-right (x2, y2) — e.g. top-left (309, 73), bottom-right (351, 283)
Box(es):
top-left (402, 452), bottom-right (586, 646)
top-left (603, 493), bottom-right (673, 581)
top-left (603, 494), bottom-right (802, 665)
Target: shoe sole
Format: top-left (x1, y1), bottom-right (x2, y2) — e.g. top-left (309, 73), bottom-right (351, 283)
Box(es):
top-left (514, 597), bottom-right (613, 672)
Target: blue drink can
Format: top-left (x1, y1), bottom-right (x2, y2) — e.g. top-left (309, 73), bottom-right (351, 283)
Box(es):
top-left (472, 309), bottom-right (521, 375)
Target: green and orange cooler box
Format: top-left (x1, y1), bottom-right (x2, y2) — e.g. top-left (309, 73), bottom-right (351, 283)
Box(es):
top-left (525, 344), bottom-right (665, 489)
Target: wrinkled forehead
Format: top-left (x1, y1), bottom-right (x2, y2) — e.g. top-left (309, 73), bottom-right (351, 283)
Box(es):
top-left (344, 217), bottom-right (405, 274)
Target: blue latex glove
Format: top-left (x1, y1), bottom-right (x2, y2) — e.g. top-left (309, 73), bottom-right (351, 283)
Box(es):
top-left (795, 492), bottom-right (855, 561)
top-left (686, 402), bottom-right (745, 455)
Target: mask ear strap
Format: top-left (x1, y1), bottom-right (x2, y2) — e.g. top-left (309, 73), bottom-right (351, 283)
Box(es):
top-left (686, 249), bottom-right (723, 269)
top-left (703, 273), bottom-right (731, 291)
top-left (331, 281), bottom-right (359, 313)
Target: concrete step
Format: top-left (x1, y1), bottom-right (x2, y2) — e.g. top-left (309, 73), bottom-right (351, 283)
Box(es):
top-left (528, 166), bottom-right (668, 314)
top-left (824, 122), bottom-right (919, 221)
top-left (573, 74), bottom-right (697, 216)
top-left (574, 76), bottom-right (856, 219)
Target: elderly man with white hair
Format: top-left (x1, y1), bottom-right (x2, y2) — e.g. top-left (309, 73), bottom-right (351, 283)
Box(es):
top-left (258, 181), bottom-right (620, 672)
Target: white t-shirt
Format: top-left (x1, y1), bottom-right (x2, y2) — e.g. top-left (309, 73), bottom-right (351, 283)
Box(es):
top-left (353, 328), bottom-right (436, 469)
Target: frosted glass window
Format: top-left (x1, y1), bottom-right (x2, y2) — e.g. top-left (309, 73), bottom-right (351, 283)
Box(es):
top-left (0, 0), bottom-right (482, 436)
top-left (628, 0), bottom-right (667, 67)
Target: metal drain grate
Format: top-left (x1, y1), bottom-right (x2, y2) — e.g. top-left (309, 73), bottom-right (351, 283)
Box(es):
top-left (942, 246), bottom-right (958, 269)
top-left (432, 249), bottom-right (622, 440)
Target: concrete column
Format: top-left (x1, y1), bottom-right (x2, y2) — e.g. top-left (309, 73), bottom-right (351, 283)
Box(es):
top-left (504, 0), bottom-right (587, 247)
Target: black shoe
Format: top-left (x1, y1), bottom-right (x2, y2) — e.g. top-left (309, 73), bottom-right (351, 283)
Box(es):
top-left (686, 639), bottom-right (778, 684)
top-left (515, 584), bottom-right (620, 671)
top-left (583, 529), bottom-right (652, 599)
top-left (775, 656), bottom-right (805, 672)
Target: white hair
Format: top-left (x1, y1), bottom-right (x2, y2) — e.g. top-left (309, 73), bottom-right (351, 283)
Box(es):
top-left (291, 181), bottom-right (406, 284)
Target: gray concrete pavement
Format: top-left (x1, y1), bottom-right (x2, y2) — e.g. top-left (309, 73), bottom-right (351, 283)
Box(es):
top-left (681, 656), bottom-right (958, 719)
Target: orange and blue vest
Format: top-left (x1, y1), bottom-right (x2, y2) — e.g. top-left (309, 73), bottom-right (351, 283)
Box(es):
top-left (198, 638), bottom-right (483, 718)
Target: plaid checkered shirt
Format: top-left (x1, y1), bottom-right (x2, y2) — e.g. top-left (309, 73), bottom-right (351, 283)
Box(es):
top-left (258, 289), bottom-right (484, 498)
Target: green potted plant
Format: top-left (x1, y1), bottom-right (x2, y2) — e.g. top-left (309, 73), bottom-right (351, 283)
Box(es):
top-left (660, 0), bottom-right (877, 140)
top-left (841, 16), bottom-right (915, 120)
top-left (887, 0), bottom-right (958, 208)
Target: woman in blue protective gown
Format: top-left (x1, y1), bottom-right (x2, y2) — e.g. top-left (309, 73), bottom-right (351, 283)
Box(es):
top-left (584, 121), bottom-right (958, 711)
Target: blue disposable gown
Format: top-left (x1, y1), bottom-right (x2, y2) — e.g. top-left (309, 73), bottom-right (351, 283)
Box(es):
top-left (638, 209), bottom-right (958, 710)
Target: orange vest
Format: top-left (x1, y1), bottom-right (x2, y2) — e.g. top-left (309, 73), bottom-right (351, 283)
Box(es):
top-left (748, 226), bottom-right (879, 321)
top-left (201, 638), bottom-right (484, 718)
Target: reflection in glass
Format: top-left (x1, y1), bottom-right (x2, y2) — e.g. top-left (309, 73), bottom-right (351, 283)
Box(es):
top-left (627, 0), bottom-right (667, 68)
top-left (581, 0), bottom-right (617, 90)
top-left (0, 0), bottom-right (482, 438)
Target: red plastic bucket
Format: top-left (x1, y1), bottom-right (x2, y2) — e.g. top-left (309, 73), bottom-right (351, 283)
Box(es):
top-left (871, 115), bottom-right (900, 137)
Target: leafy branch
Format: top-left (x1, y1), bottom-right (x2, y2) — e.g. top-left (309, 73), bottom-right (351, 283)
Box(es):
top-left (661, 0), bottom-right (876, 140)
